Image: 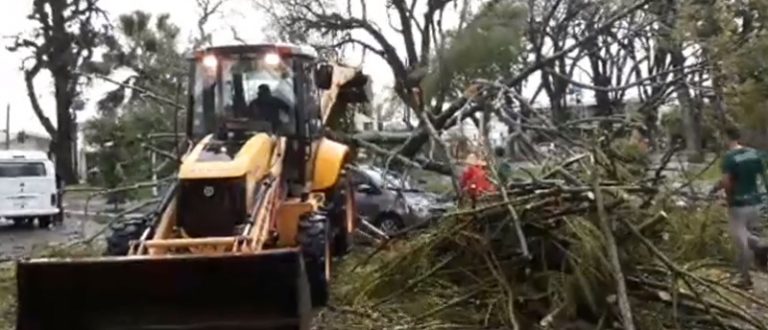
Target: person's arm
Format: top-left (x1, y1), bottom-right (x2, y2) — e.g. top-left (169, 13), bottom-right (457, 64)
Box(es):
top-left (716, 156), bottom-right (736, 202)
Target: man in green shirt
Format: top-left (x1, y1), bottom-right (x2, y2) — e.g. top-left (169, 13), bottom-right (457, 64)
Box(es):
top-left (710, 127), bottom-right (768, 288)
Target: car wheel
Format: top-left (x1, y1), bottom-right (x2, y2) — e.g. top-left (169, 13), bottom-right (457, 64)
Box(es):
top-left (375, 214), bottom-right (404, 236)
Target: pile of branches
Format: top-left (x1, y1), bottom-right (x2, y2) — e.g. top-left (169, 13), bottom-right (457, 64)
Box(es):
top-left (320, 134), bottom-right (768, 330)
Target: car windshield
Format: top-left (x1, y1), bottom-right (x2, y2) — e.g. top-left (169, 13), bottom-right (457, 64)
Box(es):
top-left (362, 167), bottom-right (412, 190)
top-left (0, 162), bottom-right (46, 177)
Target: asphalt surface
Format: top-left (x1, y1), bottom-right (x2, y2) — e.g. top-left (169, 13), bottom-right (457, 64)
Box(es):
top-left (0, 197), bottom-right (104, 261)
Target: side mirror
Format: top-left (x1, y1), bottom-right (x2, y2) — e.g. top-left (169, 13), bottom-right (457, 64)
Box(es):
top-left (314, 64), bottom-right (334, 90)
top-left (357, 184), bottom-right (377, 194)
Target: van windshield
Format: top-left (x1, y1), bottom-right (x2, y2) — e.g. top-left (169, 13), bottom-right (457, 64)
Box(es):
top-left (0, 162), bottom-right (46, 177)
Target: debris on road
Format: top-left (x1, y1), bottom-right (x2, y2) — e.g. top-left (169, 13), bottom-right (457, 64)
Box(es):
top-left (320, 132), bottom-right (767, 330)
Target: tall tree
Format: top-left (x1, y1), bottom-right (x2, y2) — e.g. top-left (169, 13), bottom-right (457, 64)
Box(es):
top-left (259, 0), bottom-right (526, 159)
top-left (84, 11), bottom-right (186, 191)
top-left (8, 0), bottom-right (109, 184)
top-left (682, 0), bottom-right (768, 147)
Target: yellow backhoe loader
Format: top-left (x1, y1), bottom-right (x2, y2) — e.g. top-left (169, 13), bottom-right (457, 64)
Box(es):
top-left (15, 43), bottom-right (371, 330)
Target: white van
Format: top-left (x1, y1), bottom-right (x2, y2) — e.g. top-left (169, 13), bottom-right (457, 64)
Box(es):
top-left (0, 150), bottom-right (61, 228)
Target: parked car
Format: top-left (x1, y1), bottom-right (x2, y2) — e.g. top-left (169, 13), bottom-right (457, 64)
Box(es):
top-left (348, 165), bottom-right (452, 235)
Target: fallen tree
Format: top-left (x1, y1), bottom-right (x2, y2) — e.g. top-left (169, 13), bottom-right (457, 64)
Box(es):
top-left (318, 126), bottom-right (768, 330)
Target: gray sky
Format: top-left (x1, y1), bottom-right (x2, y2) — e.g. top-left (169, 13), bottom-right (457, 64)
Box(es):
top-left (0, 0), bottom-right (413, 137)
top-left (1, 1), bottom-right (199, 136)
top-left (0, 0), bottom-right (613, 140)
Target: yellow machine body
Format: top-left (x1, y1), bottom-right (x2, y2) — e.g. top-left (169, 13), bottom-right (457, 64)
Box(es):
top-left (16, 43), bottom-right (370, 330)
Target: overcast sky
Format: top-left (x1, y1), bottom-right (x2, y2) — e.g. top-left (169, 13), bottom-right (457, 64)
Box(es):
top-left (0, 0), bottom-right (420, 137)
top-left (1, 0), bottom-right (609, 139)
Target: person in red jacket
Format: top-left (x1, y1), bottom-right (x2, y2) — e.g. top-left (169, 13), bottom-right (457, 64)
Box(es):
top-left (460, 153), bottom-right (495, 207)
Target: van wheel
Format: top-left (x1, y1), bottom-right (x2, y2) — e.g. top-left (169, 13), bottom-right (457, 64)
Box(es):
top-left (52, 211), bottom-right (63, 226)
top-left (11, 218), bottom-right (32, 229)
top-left (37, 216), bottom-right (52, 229)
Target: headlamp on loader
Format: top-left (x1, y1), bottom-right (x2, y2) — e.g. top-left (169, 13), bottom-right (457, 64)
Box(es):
top-left (263, 52), bottom-right (282, 66)
top-left (202, 53), bottom-right (218, 69)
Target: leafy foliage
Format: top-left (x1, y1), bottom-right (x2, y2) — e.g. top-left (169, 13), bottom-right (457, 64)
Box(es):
top-left (421, 0), bottom-right (527, 101)
top-left (681, 0), bottom-right (768, 133)
top-left (84, 11), bottom-right (186, 193)
top-left (660, 105), bottom-right (718, 150)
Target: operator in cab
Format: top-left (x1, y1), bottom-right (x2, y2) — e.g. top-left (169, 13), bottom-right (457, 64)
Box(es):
top-left (248, 84), bottom-right (291, 133)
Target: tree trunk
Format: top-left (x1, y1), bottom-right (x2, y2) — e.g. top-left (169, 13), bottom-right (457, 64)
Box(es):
top-left (54, 73), bottom-right (78, 184)
top-left (397, 98), bottom-right (475, 158)
top-left (670, 49), bottom-right (703, 162)
top-left (49, 0), bottom-right (78, 184)
top-left (584, 27), bottom-right (613, 127)
top-left (707, 53), bottom-right (729, 127)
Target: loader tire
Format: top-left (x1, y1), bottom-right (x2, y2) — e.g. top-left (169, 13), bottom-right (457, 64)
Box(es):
top-left (297, 212), bottom-right (331, 307)
top-left (105, 218), bottom-right (148, 256)
top-left (328, 177), bottom-right (356, 257)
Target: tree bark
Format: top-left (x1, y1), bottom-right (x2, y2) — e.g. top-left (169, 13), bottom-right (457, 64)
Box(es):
top-left (53, 72), bottom-right (78, 184)
top-left (397, 97), bottom-right (476, 158)
top-left (50, 0), bottom-right (78, 184)
top-left (670, 49), bottom-right (702, 162)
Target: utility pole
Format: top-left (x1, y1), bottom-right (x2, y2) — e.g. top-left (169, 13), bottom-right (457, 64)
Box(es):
top-left (4, 104), bottom-right (9, 150)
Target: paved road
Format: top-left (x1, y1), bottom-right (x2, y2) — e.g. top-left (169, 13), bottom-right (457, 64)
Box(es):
top-left (0, 197), bottom-right (106, 260)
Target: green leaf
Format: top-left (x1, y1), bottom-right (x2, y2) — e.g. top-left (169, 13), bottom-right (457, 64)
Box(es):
top-left (421, 0), bottom-right (527, 101)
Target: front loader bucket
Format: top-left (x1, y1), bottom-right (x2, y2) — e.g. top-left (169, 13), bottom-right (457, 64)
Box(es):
top-left (16, 248), bottom-right (312, 330)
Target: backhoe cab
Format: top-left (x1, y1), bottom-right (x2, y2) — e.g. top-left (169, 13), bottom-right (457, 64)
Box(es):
top-left (15, 43), bottom-right (370, 330)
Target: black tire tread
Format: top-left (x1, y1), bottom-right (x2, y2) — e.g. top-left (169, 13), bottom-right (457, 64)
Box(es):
top-left (326, 177), bottom-right (355, 257)
top-left (296, 213), bottom-right (329, 307)
top-left (105, 218), bottom-right (148, 256)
